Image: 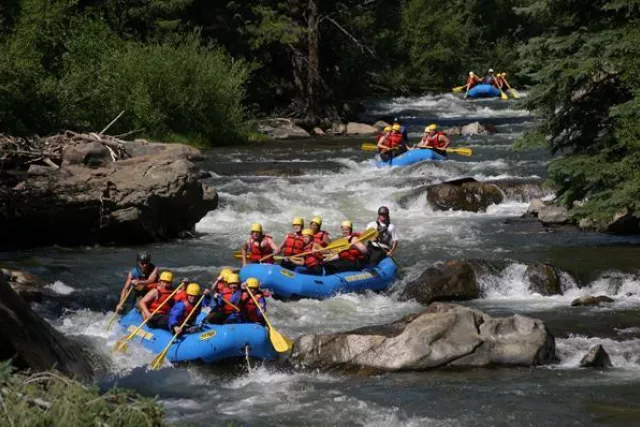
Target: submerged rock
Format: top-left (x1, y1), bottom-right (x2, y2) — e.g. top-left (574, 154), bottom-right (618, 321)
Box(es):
top-left (292, 303), bottom-right (555, 373)
top-left (579, 344), bottom-right (612, 368)
top-left (1, 269), bottom-right (47, 303)
top-left (401, 260), bottom-right (480, 304)
top-left (426, 178), bottom-right (504, 212)
top-left (0, 273), bottom-right (94, 380)
top-left (442, 122), bottom-right (498, 136)
top-left (345, 122), bottom-right (377, 135)
top-left (525, 263), bottom-right (562, 296)
top-left (491, 179), bottom-right (555, 203)
top-left (0, 138), bottom-right (217, 249)
top-left (571, 295), bottom-right (615, 307)
top-left (257, 118), bottom-right (311, 139)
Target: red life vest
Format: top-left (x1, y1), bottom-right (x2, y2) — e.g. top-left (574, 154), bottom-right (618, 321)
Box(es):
top-left (338, 234), bottom-right (365, 262)
top-left (247, 235), bottom-right (274, 264)
top-left (386, 132), bottom-right (403, 149)
top-left (303, 242), bottom-right (323, 268)
top-left (176, 298), bottom-right (202, 326)
top-left (282, 232), bottom-right (305, 256)
top-left (219, 287), bottom-right (238, 314)
top-left (314, 230), bottom-right (329, 247)
top-left (466, 76), bottom-right (480, 87)
top-left (214, 280), bottom-right (228, 293)
top-left (148, 287), bottom-right (174, 315)
top-left (426, 132), bottom-right (447, 149)
top-left (241, 291), bottom-right (266, 323)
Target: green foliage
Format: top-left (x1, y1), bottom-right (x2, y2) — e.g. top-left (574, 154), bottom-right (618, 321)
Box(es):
top-left (518, 0), bottom-right (640, 227)
top-left (0, 363), bottom-right (165, 426)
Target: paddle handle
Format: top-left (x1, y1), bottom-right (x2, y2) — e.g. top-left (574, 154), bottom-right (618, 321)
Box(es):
top-left (125, 283), bottom-right (184, 341)
top-left (106, 287), bottom-right (133, 331)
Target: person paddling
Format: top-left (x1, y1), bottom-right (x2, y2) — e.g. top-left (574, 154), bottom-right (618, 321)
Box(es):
top-left (287, 228), bottom-right (325, 275)
top-left (414, 124), bottom-right (451, 157)
top-left (310, 216), bottom-right (331, 247)
top-left (484, 68), bottom-right (496, 85)
top-left (240, 278), bottom-right (268, 326)
top-left (139, 271), bottom-right (176, 330)
top-left (116, 252), bottom-right (159, 313)
top-left (465, 71), bottom-right (481, 91)
top-left (279, 217), bottom-right (305, 270)
top-left (168, 283), bottom-right (208, 335)
top-left (366, 206), bottom-right (399, 266)
top-left (325, 220), bottom-right (367, 273)
top-left (242, 223), bottom-right (280, 266)
top-left (393, 118), bottom-right (409, 144)
top-left (205, 273), bottom-right (243, 324)
top-left (378, 123), bottom-right (408, 162)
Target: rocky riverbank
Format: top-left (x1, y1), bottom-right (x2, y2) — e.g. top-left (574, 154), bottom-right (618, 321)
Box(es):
top-left (0, 132), bottom-right (217, 249)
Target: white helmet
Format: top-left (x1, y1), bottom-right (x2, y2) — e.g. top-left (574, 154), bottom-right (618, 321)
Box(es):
top-left (469, 71), bottom-right (474, 76)
top-left (488, 68), bottom-right (494, 73)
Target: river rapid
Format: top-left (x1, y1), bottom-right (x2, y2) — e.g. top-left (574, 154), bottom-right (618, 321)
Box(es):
top-left (3, 93), bottom-right (640, 426)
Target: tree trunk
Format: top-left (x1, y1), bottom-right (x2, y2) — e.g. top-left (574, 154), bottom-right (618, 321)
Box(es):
top-left (305, 0), bottom-right (320, 121)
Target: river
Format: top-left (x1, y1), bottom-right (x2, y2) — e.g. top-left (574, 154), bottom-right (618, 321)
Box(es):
top-left (3, 93), bottom-right (640, 426)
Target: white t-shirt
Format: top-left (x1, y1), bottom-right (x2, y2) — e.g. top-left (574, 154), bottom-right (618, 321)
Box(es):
top-left (366, 221), bottom-right (398, 249)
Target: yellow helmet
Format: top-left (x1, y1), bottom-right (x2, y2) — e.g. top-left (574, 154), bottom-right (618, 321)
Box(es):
top-left (311, 216), bottom-right (322, 227)
top-left (302, 228), bottom-right (314, 237)
top-left (159, 271), bottom-right (174, 283)
top-left (292, 217), bottom-right (304, 226)
top-left (391, 123), bottom-right (402, 132)
top-left (383, 126), bottom-right (392, 132)
top-left (246, 278), bottom-right (260, 289)
top-left (219, 268), bottom-right (233, 281)
top-left (186, 283), bottom-right (201, 296)
top-left (341, 220), bottom-right (353, 229)
top-left (425, 124), bottom-right (437, 132)
top-left (227, 273), bottom-right (240, 285)
top-left (250, 223), bottom-right (263, 233)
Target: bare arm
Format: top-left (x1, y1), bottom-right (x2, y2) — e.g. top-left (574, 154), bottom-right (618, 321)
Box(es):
top-left (139, 289), bottom-right (157, 320)
top-left (241, 239), bottom-right (249, 266)
top-left (118, 271), bottom-right (133, 306)
top-left (134, 266), bottom-right (159, 288)
top-left (387, 240), bottom-right (398, 256)
top-left (439, 135), bottom-right (451, 149)
top-left (268, 237), bottom-right (280, 253)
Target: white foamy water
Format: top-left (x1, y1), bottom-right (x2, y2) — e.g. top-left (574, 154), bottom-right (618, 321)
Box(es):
top-left (556, 335), bottom-right (640, 369)
top-left (47, 280), bottom-right (75, 295)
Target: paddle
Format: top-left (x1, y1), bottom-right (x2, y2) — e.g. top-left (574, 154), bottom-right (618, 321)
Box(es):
top-left (452, 85), bottom-right (466, 93)
top-left (361, 143), bottom-right (472, 156)
top-left (150, 294), bottom-right (206, 369)
top-left (288, 228), bottom-right (378, 261)
top-left (493, 77), bottom-right (509, 100)
top-left (113, 283), bottom-right (185, 353)
top-left (105, 287), bottom-right (133, 331)
top-left (463, 83), bottom-right (471, 99)
top-left (246, 287), bottom-right (293, 353)
top-left (502, 77), bottom-right (520, 99)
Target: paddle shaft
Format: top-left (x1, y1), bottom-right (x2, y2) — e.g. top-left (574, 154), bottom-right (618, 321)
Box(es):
top-left (493, 76), bottom-right (509, 99)
top-left (150, 294), bottom-right (206, 369)
top-left (502, 78), bottom-right (520, 98)
top-left (246, 287), bottom-right (292, 352)
top-left (288, 228), bottom-right (377, 260)
top-left (106, 287), bottom-right (133, 331)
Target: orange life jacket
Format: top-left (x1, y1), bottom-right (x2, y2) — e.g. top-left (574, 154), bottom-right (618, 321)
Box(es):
top-left (386, 132), bottom-right (403, 149)
top-left (282, 232), bottom-right (305, 256)
top-left (338, 233), bottom-right (365, 262)
top-left (241, 291), bottom-right (266, 323)
top-left (426, 132), bottom-right (447, 149)
top-left (314, 230), bottom-right (329, 247)
top-left (148, 286), bottom-right (174, 315)
top-left (214, 280), bottom-right (228, 293)
top-left (219, 287), bottom-right (239, 314)
top-left (247, 235), bottom-right (274, 264)
top-left (303, 242), bottom-right (323, 268)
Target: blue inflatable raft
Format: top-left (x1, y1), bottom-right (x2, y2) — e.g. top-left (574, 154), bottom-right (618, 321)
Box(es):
top-left (375, 148), bottom-right (446, 167)
top-left (239, 257), bottom-right (397, 300)
top-left (118, 310), bottom-right (278, 363)
top-left (466, 84), bottom-right (501, 98)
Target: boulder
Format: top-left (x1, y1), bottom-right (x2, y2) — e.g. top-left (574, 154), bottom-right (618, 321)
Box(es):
top-left (525, 263), bottom-right (562, 296)
top-left (605, 208), bottom-right (640, 235)
top-left (0, 139), bottom-right (218, 249)
top-left (402, 260), bottom-right (480, 304)
top-left (460, 122), bottom-right (498, 136)
top-left (571, 295), bottom-right (615, 307)
top-left (345, 122), bottom-right (378, 135)
top-left (525, 199), bottom-right (549, 217)
top-left (312, 127), bottom-right (326, 136)
top-left (374, 120), bottom-right (391, 130)
top-left (328, 123), bottom-right (348, 135)
top-left (62, 142), bottom-right (111, 166)
top-left (579, 344), bottom-right (612, 368)
top-left (426, 178), bottom-right (504, 212)
top-left (0, 273), bottom-right (94, 380)
top-left (257, 118), bottom-right (311, 139)
top-left (491, 179), bottom-right (554, 203)
top-left (441, 126), bottom-right (461, 136)
top-left (537, 205), bottom-right (569, 225)
top-left (291, 303), bottom-right (555, 373)
top-left (1, 269), bottom-right (47, 303)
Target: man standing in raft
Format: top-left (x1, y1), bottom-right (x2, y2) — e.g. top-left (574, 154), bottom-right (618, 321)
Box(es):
top-left (116, 252), bottom-right (159, 313)
top-left (415, 124), bottom-right (451, 158)
top-left (242, 223), bottom-right (280, 266)
top-left (366, 206), bottom-right (399, 266)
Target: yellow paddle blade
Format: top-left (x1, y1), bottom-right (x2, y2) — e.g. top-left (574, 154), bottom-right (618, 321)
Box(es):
top-left (150, 349), bottom-right (170, 370)
top-left (361, 143), bottom-right (378, 152)
top-left (269, 327), bottom-right (293, 353)
top-left (508, 88), bottom-right (521, 99)
top-left (233, 251), bottom-right (242, 260)
top-left (447, 147), bottom-right (473, 156)
top-left (113, 338), bottom-right (129, 353)
top-left (500, 90), bottom-right (509, 100)
top-left (452, 85), bottom-right (466, 93)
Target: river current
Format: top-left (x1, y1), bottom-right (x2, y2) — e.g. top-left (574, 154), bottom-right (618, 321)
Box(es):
top-left (3, 93), bottom-right (640, 426)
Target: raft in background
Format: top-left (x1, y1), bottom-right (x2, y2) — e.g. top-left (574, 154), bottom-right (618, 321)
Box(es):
top-left (239, 257), bottom-right (398, 300)
top-left (375, 148), bottom-right (446, 167)
top-left (118, 310), bottom-right (278, 363)
top-left (466, 84), bottom-right (501, 98)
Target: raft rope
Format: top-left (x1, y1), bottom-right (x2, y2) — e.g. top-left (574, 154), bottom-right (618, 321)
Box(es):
top-left (244, 344), bottom-right (252, 372)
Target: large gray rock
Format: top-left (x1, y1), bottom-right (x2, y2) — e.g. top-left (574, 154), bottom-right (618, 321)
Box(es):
top-left (426, 178), bottom-right (504, 212)
top-left (605, 208), bottom-right (640, 235)
top-left (402, 260), bottom-right (480, 304)
top-left (0, 140), bottom-right (217, 249)
top-left (460, 122), bottom-right (498, 136)
top-left (525, 263), bottom-right (562, 296)
top-left (491, 179), bottom-right (554, 203)
top-left (579, 344), bottom-right (612, 368)
top-left (257, 118), bottom-right (311, 139)
top-left (0, 273), bottom-right (95, 380)
top-left (1, 269), bottom-right (47, 303)
top-left (292, 303), bottom-right (555, 373)
top-left (537, 205), bottom-right (569, 225)
top-left (571, 295), bottom-right (615, 307)
top-left (345, 122), bottom-right (377, 135)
